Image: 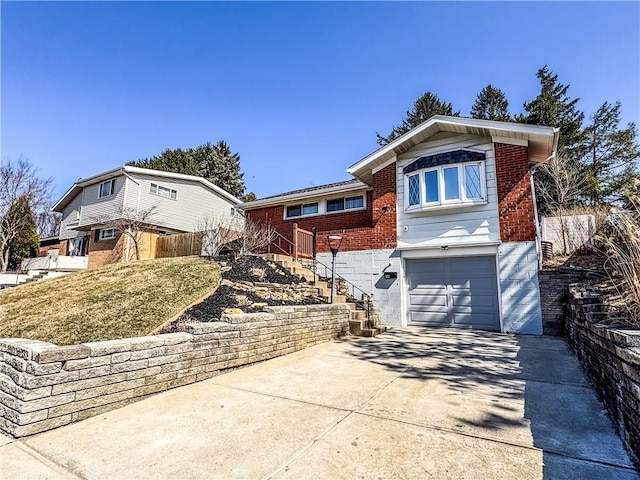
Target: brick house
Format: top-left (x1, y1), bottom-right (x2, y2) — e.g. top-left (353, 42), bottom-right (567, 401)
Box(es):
top-left (242, 116), bottom-right (559, 334)
top-left (53, 166), bottom-right (243, 268)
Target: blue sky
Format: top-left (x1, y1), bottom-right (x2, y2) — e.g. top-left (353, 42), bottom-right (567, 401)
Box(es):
top-left (2, 1), bottom-right (639, 201)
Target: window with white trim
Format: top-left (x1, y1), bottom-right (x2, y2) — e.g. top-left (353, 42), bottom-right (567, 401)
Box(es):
top-left (98, 228), bottom-right (116, 240)
top-left (150, 183), bottom-right (177, 200)
top-left (326, 195), bottom-right (365, 213)
top-left (98, 179), bottom-right (115, 198)
top-left (285, 203), bottom-right (318, 218)
top-left (405, 161), bottom-right (485, 210)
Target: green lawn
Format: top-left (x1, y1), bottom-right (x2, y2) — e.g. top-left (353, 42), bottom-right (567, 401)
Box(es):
top-left (0, 257), bottom-right (220, 346)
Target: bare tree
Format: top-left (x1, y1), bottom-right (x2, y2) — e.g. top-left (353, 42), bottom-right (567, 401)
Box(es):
top-left (241, 219), bottom-right (276, 255)
top-left (99, 206), bottom-right (157, 262)
top-left (195, 213), bottom-right (274, 258)
top-left (196, 213), bottom-right (243, 257)
top-left (0, 157), bottom-right (54, 272)
top-left (35, 211), bottom-right (62, 238)
top-left (535, 154), bottom-right (588, 254)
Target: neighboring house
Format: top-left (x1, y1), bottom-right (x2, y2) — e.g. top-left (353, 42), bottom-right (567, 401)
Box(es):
top-left (38, 236), bottom-right (63, 257)
top-left (52, 166), bottom-right (243, 268)
top-left (243, 115), bottom-right (559, 334)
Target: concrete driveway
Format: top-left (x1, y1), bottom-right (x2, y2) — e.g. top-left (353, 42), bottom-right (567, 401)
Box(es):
top-left (1, 328), bottom-right (638, 479)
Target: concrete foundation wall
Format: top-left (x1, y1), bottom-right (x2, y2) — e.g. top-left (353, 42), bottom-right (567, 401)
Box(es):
top-left (498, 241), bottom-right (543, 334)
top-left (317, 249), bottom-right (403, 326)
top-left (565, 285), bottom-right (640, 465)
top-left (0, 304), bottom-right (350, 438)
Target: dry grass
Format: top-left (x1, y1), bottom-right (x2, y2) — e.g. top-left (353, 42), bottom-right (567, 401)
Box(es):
top-left (596, 207), bottom-right (640, 327)
top-left (0, 257), bottom-right (220, 345)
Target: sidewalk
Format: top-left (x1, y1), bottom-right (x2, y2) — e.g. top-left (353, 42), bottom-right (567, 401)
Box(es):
top-left (1, 328), bottom-right (638, 479)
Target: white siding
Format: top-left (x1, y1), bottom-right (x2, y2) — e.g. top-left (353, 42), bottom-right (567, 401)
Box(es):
top-left (59, 193), bottom-right (84, 240)
top-left (127, 173), bottom-right (239, 232)
top-left (498, 241), bottom-right (542, 334)
top-left (396, 134), bottom-right (501, 249)
top-left (317, 249), bottom-right (403, 326)
top-left (77, 175), bottom-right (127, 227)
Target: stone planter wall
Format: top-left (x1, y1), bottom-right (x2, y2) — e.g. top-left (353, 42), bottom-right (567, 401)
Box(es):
top-left (565, 285), bottom-right (640, 464)
top-left (0, 304), bottom-right (350, 438)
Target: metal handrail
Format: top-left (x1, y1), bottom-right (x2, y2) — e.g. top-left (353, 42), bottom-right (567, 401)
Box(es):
top-left (313, 256), bottom-right (374, 327)
top-left (268, 230), bottom-right (295, 256)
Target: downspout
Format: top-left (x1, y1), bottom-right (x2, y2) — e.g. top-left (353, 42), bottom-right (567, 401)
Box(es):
top-left (530, 150), bottom-right (556, 270)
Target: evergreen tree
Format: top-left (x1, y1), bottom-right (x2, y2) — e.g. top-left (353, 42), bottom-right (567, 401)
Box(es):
top-left (192, 141), bottom-right (245, 198)
top-left (376, 92), bottom-right (460, 146)
top-left (5, 197), bottom-right (40, 271)
top-left (470, 85), bottom-right (512, 121)
top-left (582, 101), bottom-right (640, 204)
top-left (128, 141), bottom-right (246, 198)
top-left (518, 66), bottom-right (584, 153)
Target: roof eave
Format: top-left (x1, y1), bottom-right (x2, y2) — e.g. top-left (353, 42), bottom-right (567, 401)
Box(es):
top-left (241, 181), bottom-right (370, 210)
top-left (347, 115), bottom-right (559, 182)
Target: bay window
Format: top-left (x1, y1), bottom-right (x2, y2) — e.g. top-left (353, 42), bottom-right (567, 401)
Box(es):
top-left (405, 161), bottom-right (485, 210)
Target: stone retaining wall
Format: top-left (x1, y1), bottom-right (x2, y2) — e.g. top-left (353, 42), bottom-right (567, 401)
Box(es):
top-left (0, 304), bottom-right (350, 438)
top-left (565, 285), bottom-right (640, 464)
top-left (538, 267), bottom-right (588, 335)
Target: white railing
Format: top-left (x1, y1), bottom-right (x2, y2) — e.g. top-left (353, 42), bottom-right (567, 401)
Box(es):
top-left (21, 255), bottom-right (88, 272)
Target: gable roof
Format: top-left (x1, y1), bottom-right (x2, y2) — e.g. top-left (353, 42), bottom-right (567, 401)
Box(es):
top-left (52, 166), bottom-right (243, 212)
top-left (241, 179), bottom-right (369, 210)
top-left (347, 115), bottom-right (560, 185)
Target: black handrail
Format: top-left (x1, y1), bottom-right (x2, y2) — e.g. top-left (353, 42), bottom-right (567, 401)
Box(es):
top-left (313, 256), bottom-right (374, 328)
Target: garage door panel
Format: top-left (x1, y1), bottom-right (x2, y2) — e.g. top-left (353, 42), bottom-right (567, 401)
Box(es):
top-left (452, 312), bottom-right (498, 327)
top-left (406, 256), bottom-right (499, 331)
top-left (409, 292), bottom-right (447, 307)
top-left (451, 293), bottom-right (498, 308)
top-left (410, 310), bottom-right (449, 325)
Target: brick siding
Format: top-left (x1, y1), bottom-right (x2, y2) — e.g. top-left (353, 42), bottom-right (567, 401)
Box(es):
top-left (247, 162), bottom-right (398, 253)
top-left (494, 143), bottom-right (536, 242)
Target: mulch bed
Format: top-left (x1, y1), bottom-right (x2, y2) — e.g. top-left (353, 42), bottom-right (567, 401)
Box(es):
top-left (160, 255), bottom-right (326, 332)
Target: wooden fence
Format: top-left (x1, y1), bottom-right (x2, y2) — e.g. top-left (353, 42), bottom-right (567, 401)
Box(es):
top-left (155, 232), bottom-right (204, 258)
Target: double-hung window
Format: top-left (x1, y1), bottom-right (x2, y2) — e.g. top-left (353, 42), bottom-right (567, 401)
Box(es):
top-left (406, 161), bottom-right (485, 210)
top-left (98, 180), bottom-right (115, 198)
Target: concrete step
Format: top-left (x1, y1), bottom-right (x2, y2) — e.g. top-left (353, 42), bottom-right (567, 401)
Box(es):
top-left (350, 310), bottom-right (367, 320)
top-left (320, 295), bottom-right (346, 304)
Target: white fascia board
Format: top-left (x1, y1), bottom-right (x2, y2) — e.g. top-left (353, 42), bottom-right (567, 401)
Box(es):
top-left (241, 182), bottom-right (370, 210)
top-left (348, 115), bottom-right (558, 176)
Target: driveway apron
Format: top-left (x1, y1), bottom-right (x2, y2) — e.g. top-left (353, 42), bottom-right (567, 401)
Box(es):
top-left (1, 328), bottom-right (638, 479)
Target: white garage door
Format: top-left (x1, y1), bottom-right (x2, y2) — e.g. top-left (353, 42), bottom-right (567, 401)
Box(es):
top-left (406, 256), bottom-right (500, 331)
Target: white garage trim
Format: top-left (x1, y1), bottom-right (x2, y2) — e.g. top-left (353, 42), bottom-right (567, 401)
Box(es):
top-left (401, 245), bottom-right (503, 330)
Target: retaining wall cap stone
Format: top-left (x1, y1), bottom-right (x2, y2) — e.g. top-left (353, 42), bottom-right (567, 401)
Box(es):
top-left (221, 313), bottom-right (274, 324)
top-left (33, 345), bottom-right (91, 364)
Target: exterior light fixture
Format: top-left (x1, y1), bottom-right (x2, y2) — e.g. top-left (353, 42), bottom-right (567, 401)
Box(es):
top-left (327, 235), bottom-right (343, 303)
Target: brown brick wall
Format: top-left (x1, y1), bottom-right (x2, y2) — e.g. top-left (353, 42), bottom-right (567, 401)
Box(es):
top-left (87, 230), bottom-right (159, 268)
top-left (494, 143), bottom-right (536, 242)
top-left (246, 162), bottom-right (397, 253)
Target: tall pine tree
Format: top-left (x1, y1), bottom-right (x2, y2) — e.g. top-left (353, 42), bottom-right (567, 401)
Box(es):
top-left (582, 101), bottom-right (640, 204)
top-left (518, 66), bottom-right (584, 154)
top-left (128, 141), bottom-right (246, 198)
top-left (470, 85), bottom-right (511, 121)
top-left (376, 92), bottom-right (460, 146)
